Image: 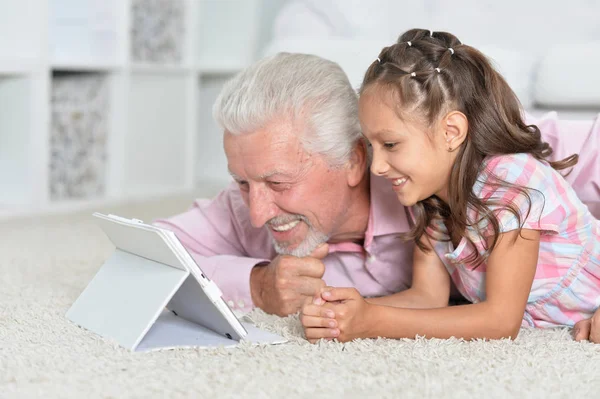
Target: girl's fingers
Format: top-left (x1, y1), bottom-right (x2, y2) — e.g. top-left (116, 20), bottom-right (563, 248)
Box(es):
top-left (312, 296), bottom-right (324, 305)
top-left (305, 327), bottom-right (340, 342)
top-left (302, 304), bottom-right (336, 318)
top-left (300, 315), bottom-right (337, 328)
top-left (321, 287), bottom-right (359, 301)
top-left (573, 319), bottom-right (592, 341)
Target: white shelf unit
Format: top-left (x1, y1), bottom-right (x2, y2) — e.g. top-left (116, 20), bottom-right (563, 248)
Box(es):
top-left (0, 74), bottom-right (35, 206)
top-left (0, 0), bottom-right (265, 219)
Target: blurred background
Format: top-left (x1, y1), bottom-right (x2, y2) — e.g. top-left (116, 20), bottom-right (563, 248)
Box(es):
top-left (0, 0), bottom-right (598, 222)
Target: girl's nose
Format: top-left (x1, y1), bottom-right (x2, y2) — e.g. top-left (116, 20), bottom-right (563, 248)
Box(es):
top-left (370, 150), bottom-right (389, 176)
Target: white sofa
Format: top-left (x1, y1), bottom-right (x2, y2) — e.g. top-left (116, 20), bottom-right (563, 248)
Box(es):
top-left (263, 0), bottom-right (600, 120)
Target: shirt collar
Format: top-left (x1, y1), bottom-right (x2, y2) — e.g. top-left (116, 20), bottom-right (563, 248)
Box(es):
top-left (364, 174), bottom-right (411, 247)
top-left (328, 173), bottom-right (411, 254)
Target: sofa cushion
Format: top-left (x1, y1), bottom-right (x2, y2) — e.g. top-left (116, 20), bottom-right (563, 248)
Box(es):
top-left (534, 42), bottom-right (600, 108)
top-left (475, 45), bottom-right (537, 108)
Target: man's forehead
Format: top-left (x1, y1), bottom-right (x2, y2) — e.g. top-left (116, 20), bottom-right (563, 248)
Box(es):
top-left (227, 145), bottom-right (309, 181)
top-left (224, 121), bottom-right (303, 151)
top-left (229, 168), bottom-right (297, 180)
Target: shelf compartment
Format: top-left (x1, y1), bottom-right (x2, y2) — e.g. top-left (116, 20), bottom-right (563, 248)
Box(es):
top-left (0, 76), bottom-right (33, 208)
top-left (49, 72), bottom-right (110, 201)
top-left (50, 0), bottom-right (121, 67)
top-left (130, 0), bottom-right (186, 64)
top-left (0, 0), bottom-right (45, 62)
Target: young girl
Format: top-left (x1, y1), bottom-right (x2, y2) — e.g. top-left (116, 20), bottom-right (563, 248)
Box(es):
top-left (300, 28), bottom-right (600, 343)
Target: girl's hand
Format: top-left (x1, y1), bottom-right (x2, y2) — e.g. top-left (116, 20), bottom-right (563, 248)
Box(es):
top-left (301, 287), bottom-right (374, 343)
top-left (300, 295), bottom-right (339, 343)
top-left (573, 308), bottom-right (600, 343)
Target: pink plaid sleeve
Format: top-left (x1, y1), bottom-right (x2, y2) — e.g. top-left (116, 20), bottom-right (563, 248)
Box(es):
top-left (477, 153), bottom-right (567, 235)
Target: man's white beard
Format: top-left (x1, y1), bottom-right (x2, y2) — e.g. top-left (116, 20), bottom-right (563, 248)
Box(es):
top-left (269, 215), bottom-right (330, 257)
top-left (272, 228), bottom-right (330, 257)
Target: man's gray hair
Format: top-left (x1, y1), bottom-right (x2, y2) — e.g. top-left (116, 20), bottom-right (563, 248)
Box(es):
top-left (213, 52), bottom-right (361, 167)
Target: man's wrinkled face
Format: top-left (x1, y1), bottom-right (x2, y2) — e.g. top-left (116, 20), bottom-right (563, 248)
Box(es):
top-left (224, 119), bottom-right (351, 257)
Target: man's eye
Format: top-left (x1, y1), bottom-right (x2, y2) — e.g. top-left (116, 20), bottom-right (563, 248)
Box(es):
top-left (237, 181), bottom-right (249, 191)
top-left (383, 142), bottom-right (397, 149)
top-left (268, 181), bottom-right (290, 191)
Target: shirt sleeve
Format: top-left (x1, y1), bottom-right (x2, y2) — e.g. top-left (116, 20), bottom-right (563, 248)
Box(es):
top-left (153, 183), bottom-right (275, 312)
top-left (476, 154), bottom-right (567, 235)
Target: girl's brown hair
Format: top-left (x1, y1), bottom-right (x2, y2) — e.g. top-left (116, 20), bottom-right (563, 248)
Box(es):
top-left (360, 29), bottom-right (577, 266)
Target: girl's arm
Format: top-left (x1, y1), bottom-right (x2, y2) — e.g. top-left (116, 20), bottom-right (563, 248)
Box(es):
top-left (368, 228), bottom-right (540, 340)
top-left (366, 235), bottom-right (451, 309)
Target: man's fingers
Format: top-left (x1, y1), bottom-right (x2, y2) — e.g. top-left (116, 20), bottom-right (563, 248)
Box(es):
top-left (308, 243), bottom-right (329, 259)
top-left (301, 315), bottom-right (337, 328)
top-left (299, 258), bottom-right (326, 278)
top-left (283, 257), bottom-right (325, 279)
top-left (303, 295), bottom-right (314, 307)
top-left (304, 327), bottom-right (340, 342)
top-left (321, 287), bottom-right (360, 302)
top-left (309, 243), bottom-right (329, 260)
top-left (573, 319), bottom-right (592, 341)
top-left (289, 276), bottom-right (325, 297)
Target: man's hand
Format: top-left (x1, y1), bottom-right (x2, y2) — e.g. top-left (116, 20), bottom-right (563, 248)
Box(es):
top-left (249, 244), bottom-right (329, 316)
top-left (573, 308), bottom-right (600, 343)
top-left (301, 287), bottom-right (374, 343)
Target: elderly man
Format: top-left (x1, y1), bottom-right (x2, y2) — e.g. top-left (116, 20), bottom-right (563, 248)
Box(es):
top-left (155, 53), bottom-right (600, 338)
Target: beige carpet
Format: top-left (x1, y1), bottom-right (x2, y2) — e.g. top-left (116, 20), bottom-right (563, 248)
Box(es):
top-left (2, 197), bottom-right (600, 398)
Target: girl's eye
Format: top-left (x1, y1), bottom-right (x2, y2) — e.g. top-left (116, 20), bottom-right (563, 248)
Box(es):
top-left (383, 142), bottom-right (397, 149)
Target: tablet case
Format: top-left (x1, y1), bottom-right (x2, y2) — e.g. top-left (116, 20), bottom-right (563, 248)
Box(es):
top-left (66, 213), bottom-right (286, 351)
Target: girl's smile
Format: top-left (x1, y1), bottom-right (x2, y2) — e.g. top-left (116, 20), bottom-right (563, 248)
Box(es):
top-left (358, 87), bottom-right (464, 207)
top-left (389, 176), bottom-right (409, 191)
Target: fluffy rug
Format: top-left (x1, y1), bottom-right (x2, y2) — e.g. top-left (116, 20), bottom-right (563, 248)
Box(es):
top-left (2, 205), bottom-right (600, 398)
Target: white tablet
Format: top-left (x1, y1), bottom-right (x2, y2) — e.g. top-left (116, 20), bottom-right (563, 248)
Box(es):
top-left (92, 212), bottom-right (248, 342)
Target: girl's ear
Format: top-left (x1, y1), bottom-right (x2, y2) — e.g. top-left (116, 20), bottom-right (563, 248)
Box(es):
top-left (346, 139), bottom-right (368, 187)
top-left (443, 111), bottom-right (469, 151)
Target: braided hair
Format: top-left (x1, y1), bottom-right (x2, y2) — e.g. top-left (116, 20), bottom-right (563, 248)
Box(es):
top-left (360, 28), bottom-right (578, 266)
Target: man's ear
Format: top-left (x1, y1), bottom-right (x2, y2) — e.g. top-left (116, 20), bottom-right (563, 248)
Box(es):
top-left (346, 140), bottom-right (368, 187)
top-left (443, 111), bottom-right (468, 150)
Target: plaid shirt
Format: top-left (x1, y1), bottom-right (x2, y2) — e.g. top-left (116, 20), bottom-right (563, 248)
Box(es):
top-left (426, 153), bottom-right (600, 328)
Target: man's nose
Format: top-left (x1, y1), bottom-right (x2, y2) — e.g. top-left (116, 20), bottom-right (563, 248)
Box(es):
top-left (370, 150), bottom-right (389, 176)
top-left (248, 185), bottom-right (277, 228)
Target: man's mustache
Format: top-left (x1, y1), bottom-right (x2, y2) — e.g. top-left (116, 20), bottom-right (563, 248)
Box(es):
top-left (267, 214), bottom-right (311, 227)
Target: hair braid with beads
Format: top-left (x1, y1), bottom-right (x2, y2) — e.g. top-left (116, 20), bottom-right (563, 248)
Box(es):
top-left (360, 28), bottom-right (577, 267)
